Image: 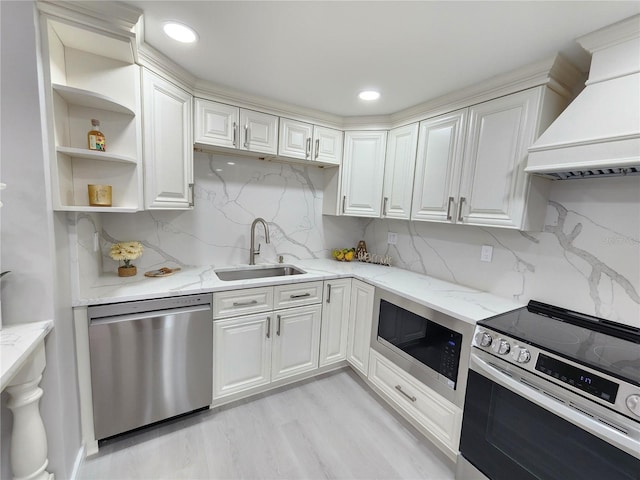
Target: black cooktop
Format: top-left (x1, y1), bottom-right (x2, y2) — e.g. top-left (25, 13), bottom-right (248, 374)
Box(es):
top-left (478, 301), bottom-right (640, 386)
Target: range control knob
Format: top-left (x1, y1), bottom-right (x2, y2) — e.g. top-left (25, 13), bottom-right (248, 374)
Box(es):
top-left (474, 331), bottom-right (493, 348)
top-left (626, 394), bottom-right (640, 418)
top-left (510, 345), bottom-right (531, 364)
top-left (491, 338), bottom-right (510, 355)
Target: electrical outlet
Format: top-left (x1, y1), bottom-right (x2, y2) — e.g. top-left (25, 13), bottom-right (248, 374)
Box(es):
top-left (93, 232), bottom-right (100, 252)
top-left (387, 232), bottom-right (398, 245)
top-left (480, 245), bottom-right (493, 262)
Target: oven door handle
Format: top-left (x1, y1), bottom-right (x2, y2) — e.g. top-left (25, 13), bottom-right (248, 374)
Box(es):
top-left (469, 353), bottom-right (640, 460)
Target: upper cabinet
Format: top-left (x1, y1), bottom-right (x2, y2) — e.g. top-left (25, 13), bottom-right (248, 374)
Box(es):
top-left (340, 131), bottom-right (388, 217)
top-left (142, 69), bottom-right (194, 210)
top-left (382, 123), bottom-right (419, 219)
top-left (411, 87), bottom-right (565, 230)
top-left (194, 98), bottom-right (278, 155)
top-left (40, 15), bottom-right (143, 212)
top-left (278, 118), bottom-right (343, 165)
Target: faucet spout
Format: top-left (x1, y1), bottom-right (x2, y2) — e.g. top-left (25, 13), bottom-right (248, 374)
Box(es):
top-left (249, 218), bottom-right (270, 265)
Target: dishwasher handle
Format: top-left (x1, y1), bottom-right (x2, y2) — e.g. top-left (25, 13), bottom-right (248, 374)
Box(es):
top-left (90, 304), bottom-right (212, 326)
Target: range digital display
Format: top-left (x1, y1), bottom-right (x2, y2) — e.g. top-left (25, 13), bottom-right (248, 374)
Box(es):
top-left (535, 354), bottom-right (618, 404)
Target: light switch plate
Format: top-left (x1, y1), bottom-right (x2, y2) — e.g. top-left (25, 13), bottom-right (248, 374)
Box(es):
top-left (481, 245), bottom-right (493, 262)
top-left (387, 232), bottom-right (398, 245)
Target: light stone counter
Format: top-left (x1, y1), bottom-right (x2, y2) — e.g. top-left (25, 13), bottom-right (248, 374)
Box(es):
top-left (76, 259), bottom-right (523, 324)
top-left (1, 320), bottom-right (53, 390)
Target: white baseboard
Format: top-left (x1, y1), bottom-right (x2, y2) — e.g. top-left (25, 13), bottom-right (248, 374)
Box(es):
top-left (69, 444), bottom-right (85, 480)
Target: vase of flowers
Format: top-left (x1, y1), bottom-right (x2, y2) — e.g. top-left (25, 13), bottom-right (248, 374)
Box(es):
top-left (110, 241), bottom-right (144, 277)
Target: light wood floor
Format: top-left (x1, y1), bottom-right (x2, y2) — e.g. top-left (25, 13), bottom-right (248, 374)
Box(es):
top-left (78, 368), bottom-right (455, 480)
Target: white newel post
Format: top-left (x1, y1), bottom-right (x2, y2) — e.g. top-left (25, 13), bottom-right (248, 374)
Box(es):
top-left (5, 342), bottom-right (53, 480)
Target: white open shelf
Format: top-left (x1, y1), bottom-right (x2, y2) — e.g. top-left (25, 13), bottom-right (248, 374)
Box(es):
top-left (56, 205), bottom-right (139, 213)
top-left (56, 146), bottom-right (137, 164)
top-left (52, 84), bottom-right (135, 115)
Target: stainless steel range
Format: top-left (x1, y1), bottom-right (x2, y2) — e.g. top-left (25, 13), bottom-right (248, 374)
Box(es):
top-left (457, 301), bottom-right (640, 480)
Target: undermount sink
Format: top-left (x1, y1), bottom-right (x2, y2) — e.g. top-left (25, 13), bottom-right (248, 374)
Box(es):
top-left (214, 265), bottom-right (306, 281)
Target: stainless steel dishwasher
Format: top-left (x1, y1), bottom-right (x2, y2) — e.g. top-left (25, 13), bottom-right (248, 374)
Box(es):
top-left (88, 294), bottom-right (213, 440)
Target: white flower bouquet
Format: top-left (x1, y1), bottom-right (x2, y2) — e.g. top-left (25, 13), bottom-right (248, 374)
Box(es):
top-left (110, 241), bottom-right (143, 276)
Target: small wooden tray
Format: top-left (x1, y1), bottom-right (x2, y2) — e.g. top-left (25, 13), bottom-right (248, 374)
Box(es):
top-left (144, 267), bottom-right (181, 278)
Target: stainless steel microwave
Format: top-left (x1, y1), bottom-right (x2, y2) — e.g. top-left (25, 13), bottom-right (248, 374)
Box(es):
top-left (371, 288), bottom-right (474, 408)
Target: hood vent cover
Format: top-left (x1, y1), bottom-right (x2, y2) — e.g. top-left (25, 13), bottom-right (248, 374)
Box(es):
top-left (526, 15), bottom-right (640, 179)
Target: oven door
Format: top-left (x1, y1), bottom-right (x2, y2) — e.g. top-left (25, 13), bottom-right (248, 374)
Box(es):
top-left (459, 350), bottom-right (640, 480)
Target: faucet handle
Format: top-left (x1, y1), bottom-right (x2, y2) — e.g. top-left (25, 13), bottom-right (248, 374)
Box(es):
top-left (255, 243), bottom-right (261, 255)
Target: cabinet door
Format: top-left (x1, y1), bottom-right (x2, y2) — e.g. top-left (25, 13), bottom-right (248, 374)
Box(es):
top-left (142, 69), bottom-right (193, 209)
top-left (278, 118), bottom-right (313, 160)
top-left (319, 279), bottom-right (352, 367)
top-left (213, 313), bottom-right (272, 398)
top-left (341, 131), bottom-right (387, 217)
top-left (383, 123), bottom-right (419, 219)
top-left (459, 89), bottom-right (541, 228)
top-left (313, 126), bottom-right (343, 165)
top-left (347, 279), bottom-right (375, 376)
top-left (271, 305), bottom-right (322, 382)
top-left (240, 109), bottom-right (279, 155)
top-left (411, 110), bottom-right (467, 223)
top-left (194, 99), bottom-right (239, 149)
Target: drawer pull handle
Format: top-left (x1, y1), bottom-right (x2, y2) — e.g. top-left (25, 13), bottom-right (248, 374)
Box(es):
top-left (233, 299), bottom-right (259, 307)
top-left (395, 385), bottom-right (417, 403)
top-left (266, 316), bottom-right (271, 338)
top-left (326, 284), bottom-right (332, 303)
top-left (289, 293), bottom-right (311, 299)
top-left (277, 314), bottom-right (281, 336)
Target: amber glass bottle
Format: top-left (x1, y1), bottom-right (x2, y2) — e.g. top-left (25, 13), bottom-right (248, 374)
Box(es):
top-left (88, 119), bottom-right (106, 151)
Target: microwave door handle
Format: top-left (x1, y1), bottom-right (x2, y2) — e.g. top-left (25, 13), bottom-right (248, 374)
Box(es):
top-left (469, 354), bottom-right (638, 458)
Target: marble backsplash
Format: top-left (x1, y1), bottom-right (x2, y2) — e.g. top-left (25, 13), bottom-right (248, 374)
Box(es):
top-left (71, 152), bottom-right (365, 297)
top-left (71, 155), bottom-right (639, 327)
top-left (362, 176), bottom-right (640, 327)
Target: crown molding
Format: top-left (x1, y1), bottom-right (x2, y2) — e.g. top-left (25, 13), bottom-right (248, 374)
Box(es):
top-left (37, 1), bottom-right (141, 33)
top-left (137, 44), bottom-right (197, 91)
top-left (578, 14), bottom-right (640, 53)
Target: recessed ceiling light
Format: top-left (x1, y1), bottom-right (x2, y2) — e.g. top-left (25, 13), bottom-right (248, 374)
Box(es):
top-left (359, 90), bottom-right (380, 101)
top-left (163, 22), bottom-right (198, 43)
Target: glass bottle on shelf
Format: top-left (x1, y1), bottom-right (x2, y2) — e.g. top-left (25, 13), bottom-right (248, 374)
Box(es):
top-left (88, 119), bottom-right (106, 151)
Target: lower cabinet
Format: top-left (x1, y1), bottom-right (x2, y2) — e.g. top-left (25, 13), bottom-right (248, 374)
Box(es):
top-left (213, 303), bottom-right (322, 399)
top-left (369, 350), bottom-right (462, 460)
top-left (319, 279), bottom-right (352, 367)
top-left (347, 279), bottom-right (375, 376)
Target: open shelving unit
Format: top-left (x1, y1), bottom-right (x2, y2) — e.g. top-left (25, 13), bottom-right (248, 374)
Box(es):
top-left (42, 16), bottom-right (143, 211)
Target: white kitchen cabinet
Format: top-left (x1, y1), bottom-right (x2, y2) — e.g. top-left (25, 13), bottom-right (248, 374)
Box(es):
top-left (412, 110), bottom-right (467, 223)
top-left (369, 350), bottom-right (462, 460)
top-left (340, 131), bottom-right (388, 217)
top-left (213, 282), bottom-right (323, 399)
top-left (271, 305), bottom-right (322, 382)
top-left (382, 123), bottom-right (419, 219)
top-left (142, 69), bottom-right (194, 209)
top-left (319, 279), bottom-right (352, 367)
top-left (213, 313), bottom-right (272, 398)
top-left (194, 98), bottom-right (279, 155)
top-left (40, 16), bottom-right (143, 212)
top-left (411, 87), bottom-right (557, 230)
top-left (347, 279), bottom-right (375, 376)
top-left (278, 118), bottom-right (343, 165)
top-left (458, 88), bottom-right (551, 229)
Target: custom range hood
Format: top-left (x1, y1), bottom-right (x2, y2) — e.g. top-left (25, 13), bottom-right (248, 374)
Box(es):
top-left (526, 15), bottom-right (640, 180)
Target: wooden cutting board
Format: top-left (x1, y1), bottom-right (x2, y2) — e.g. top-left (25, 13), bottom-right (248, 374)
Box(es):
top-left (144, 267), bottom-right (181, 277)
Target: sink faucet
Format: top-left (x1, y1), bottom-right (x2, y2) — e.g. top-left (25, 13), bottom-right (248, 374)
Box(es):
top-left (249, 218), bottom-right (270, 265)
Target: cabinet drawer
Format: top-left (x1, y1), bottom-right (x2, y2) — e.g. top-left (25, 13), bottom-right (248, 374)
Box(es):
top-left (274, 281), bottom-right (323, 309)
top-left (369, 350), bottom-right (462, 455)
top-left (213, 287), bottom-right (274, 318)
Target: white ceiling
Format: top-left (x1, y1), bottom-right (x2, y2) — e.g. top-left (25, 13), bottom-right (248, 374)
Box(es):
top-left (127, 1), bottom-right (640, 117)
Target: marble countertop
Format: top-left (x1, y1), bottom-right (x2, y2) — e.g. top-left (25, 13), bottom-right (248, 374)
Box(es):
top-left (1, 320), bottom-right (53, 390)
top-left (76, 259), bottom-right (523, 325)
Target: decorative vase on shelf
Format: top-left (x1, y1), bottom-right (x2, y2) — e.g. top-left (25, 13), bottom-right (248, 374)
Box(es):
top-left (110, 241), bottom-right (143, 277)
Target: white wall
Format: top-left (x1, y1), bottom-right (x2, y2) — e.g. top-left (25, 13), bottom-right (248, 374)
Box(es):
top-left (0, 2), bottom-right (82, 479)
top-left (363, 176), bottom-right (640, 327)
